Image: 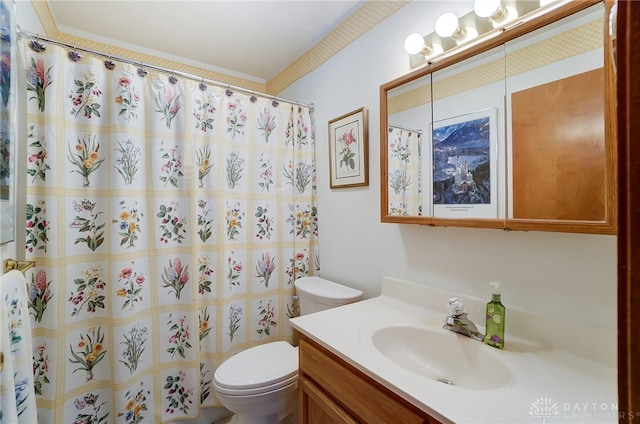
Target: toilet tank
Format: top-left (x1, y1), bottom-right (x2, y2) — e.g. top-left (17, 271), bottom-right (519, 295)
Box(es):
top-left (294, 276), bottom-right (363, 315)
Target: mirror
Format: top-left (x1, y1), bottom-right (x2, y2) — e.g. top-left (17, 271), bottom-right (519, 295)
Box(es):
top-left (381, 0), bottom-right (616, 234)
top-left (430, 45), bottom-right (506, 222)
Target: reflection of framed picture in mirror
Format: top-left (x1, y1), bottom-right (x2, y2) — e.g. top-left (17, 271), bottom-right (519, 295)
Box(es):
top-left (0, 0), bottom-right (14, 244)
top-left (328, 107), bottom-right (368, 188)
top-left (431, 108), bottom-right (498, 219)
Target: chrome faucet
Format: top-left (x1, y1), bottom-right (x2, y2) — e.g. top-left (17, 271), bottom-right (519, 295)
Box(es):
top-left (442, 297), bottom-right (484, 341)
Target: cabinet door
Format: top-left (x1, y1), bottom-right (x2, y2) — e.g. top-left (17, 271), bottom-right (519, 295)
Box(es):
top-left (299, 336), bottom-right (437, 424)
top-left (299, 376), bottom-right (358, 424)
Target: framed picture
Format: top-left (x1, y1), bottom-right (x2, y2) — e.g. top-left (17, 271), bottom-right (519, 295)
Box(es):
top-left (430, 108), bottom-right (499, 219)
top-left (328, 107), bottom-right (368, 188)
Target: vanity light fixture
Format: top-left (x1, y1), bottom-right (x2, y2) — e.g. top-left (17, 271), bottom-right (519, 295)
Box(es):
top-left (404, 0), bottom-right (544, 69)
top-left (404, 33), bottom-right (444, 58)
top-left (429, 29), bottom-right (501, 64)
top-left (473, 0), bottom-right (519, 27)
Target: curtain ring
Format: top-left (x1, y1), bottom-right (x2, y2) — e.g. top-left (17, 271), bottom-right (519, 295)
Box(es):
top-left (104, 56), bottom-right (115, 70)
top-left (29, 37), bottom-right (45, 52)
top-left (68, 46), bottom-right (81, 62)
top-left (137, 62), bottom-right (148, 78)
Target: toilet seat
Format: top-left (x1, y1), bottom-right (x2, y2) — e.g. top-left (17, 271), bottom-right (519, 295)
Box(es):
top-left (214, 341), bottom-right (299, 396)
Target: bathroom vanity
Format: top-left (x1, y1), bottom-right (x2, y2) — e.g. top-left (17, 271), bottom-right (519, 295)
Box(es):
top-left (298, 334), bottom-right (437, 423)
top-left (290, 277), bottom-right (617, 423)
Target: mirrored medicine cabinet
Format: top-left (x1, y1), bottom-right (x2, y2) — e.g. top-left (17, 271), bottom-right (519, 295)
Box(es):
top-left (380, 0), bottom-right (616, 234)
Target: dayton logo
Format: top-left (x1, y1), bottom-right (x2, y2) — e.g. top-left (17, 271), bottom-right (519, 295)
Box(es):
top-left (530, 397), bottom-right (559, 423)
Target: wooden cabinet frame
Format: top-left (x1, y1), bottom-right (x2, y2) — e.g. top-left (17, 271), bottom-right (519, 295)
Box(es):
top-left (380, 0), bottom-right (617, 234)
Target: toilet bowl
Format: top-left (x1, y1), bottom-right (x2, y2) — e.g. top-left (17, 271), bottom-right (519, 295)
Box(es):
top-left (213, 341), bottom-right (298, 424)
top-left (213, 276), bottom-right (363, 424)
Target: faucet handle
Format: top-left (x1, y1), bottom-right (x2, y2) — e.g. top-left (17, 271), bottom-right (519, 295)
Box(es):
top-left (447, 297), bottom-right (464, 316)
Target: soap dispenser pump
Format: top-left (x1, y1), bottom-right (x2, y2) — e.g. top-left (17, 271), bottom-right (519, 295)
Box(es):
top-left (484, 282), bottom-right (505, 349)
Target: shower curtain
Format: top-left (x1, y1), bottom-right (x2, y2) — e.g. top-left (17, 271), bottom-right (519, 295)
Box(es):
top-left (387, 126), bottom-right (422, 216)
top-left (22, 40), bottom-right (318, 423)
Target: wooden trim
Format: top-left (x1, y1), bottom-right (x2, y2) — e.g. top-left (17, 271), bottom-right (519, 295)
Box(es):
top-left (604, 0), bottom-right (620, 234)
top-left (429, 217), bottom-right (504, 230)
top-left (380, 84), bottom-right (392, 221)
top-left (506, 219), bottom-right (616, 235)
top-left (617, 0), bottom-right (640, 421)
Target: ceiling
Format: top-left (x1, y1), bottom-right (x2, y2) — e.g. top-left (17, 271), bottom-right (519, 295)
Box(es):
top-left (44, 0), bottom-right (364, 82)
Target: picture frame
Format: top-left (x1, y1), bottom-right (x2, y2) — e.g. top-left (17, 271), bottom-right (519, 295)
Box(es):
top-left (328, 107), bottom-right (368, 188)
top-left (430, 108), bottom-right (499, 219)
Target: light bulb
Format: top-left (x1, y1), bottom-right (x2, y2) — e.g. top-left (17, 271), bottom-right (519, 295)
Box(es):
top-left (404, 33), bottom-right (425, 55)
top-left (474, 0), bottom-right (518, 27)
top-left (435, 12), bottom-right (460, 38)
top-left (474, 0), bottom-right (502, 18)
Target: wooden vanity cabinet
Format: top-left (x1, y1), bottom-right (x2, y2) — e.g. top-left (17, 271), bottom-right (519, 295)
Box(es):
top-left (298, 334), bottom-right (440, 424)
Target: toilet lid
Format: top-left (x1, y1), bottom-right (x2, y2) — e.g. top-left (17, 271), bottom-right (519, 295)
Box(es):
top-left (214, 341), bottom-right (298, 393)
top-left (294, 276), bottom-right (363, 302)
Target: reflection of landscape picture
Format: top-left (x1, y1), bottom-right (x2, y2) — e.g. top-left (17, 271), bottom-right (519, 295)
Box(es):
top-left (432, 114), bottom-right (491, 205)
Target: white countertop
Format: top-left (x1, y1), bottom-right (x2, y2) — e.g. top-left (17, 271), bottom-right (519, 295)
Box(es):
top-left (289, 277), bottom-right (617, 424)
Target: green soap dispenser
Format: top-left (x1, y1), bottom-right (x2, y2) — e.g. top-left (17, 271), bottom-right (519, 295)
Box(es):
top-left (484, 282), bottom-right (505, 349)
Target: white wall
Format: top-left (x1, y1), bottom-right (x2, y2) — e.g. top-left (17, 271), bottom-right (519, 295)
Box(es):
top-left (279, 1), bottom-right (617, 330)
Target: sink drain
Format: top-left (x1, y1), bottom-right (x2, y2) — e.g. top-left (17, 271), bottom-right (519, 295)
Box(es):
top-left (437, 378), bottom-right (455, 386)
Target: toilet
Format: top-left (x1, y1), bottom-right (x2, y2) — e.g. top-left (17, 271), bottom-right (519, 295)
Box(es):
top-left (213, 276), bottom-right (363, 424)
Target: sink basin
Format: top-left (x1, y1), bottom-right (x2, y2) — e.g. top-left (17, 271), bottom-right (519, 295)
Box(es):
top-left (371, 325), bottom-right (512, 390)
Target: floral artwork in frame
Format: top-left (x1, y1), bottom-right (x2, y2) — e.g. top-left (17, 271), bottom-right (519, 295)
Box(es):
top-left (328, 107), bottom-right (368, 188)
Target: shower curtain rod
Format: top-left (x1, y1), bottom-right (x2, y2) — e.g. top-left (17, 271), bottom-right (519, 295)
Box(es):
top-left (17, 28), bottom-right (313, 109)
top-left (388, 124), bottom-right (424, 134)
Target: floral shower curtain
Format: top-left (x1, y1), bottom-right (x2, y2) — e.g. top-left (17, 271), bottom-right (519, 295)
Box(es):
top-left (387, 126), bottom-right (422, 216)
top-left (22, 40), bottom-right (318, 423)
